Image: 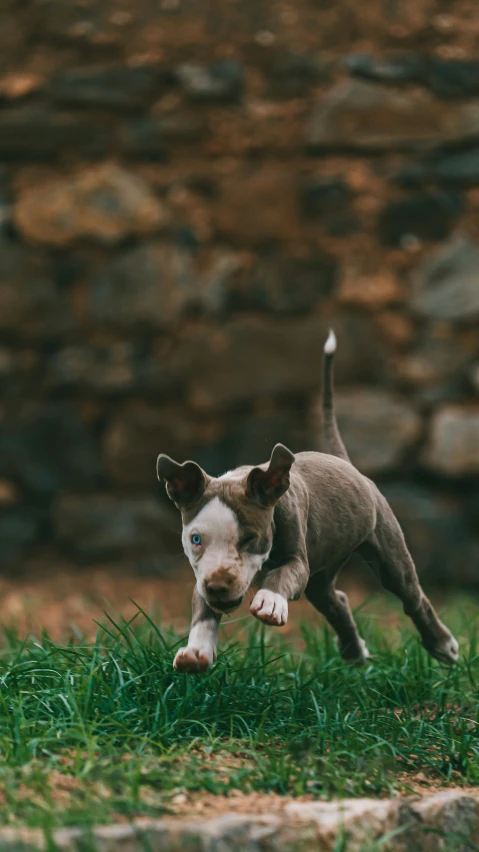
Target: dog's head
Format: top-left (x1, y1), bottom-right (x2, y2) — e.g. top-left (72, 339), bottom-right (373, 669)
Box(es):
top-left (157, 444), bottom-right (295, 613)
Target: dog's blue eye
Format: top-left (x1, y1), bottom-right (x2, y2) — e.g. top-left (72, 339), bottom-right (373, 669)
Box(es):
top-left (191, 533), bottom-right (202, 547)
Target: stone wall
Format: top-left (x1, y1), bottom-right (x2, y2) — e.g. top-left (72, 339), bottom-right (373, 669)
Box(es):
top-left (0, 0), bottom-right (478, 585)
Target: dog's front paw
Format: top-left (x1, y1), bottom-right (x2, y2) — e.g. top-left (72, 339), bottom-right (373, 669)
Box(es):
top-left (250, 590), bottom-right (288, 626)
top-left (173, 645), bottom-right (215, 673)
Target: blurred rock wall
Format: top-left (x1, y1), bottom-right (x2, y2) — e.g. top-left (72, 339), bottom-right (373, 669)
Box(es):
top-left (0, 0), bottom-right (478, 585)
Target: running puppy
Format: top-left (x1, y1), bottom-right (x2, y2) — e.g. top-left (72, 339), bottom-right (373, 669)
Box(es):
top-left (157, 331), bottom-right (459, 673)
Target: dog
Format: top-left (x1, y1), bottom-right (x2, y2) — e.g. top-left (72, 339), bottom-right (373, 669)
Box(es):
top-left (157, 330), bottom-right (459, 673)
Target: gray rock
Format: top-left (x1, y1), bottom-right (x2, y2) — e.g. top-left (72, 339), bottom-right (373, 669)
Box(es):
top-left (53, 494), bottom-right (179, 561)
top-left (425, 57), bottom-right (479, 99)
top-left (421, 405), bottom-right (479, 477)
top-left (0, 406), bottom-right (100, 497)
top-left (380, 483), bottom-right (478, 586)
top-left (0, 506), bottom-right (40, 568)
top-left (412, 238), bottom-right (479, 322)
top-left (172, 314), bottom-right (386, 409)
top-left (47, 344), bottom-right (136, 395)
top-left (0, 240), bottom-right (73, 340)
top-left (393, 333), bottom-right (472, 387)
top-left (176, 61), bottom-right (243, 103)
top-left (345, 52), bottom-right (423, 85)
top-left (300, 177), bottom-right (358, 236)
top-left (0, 106), bottom-right (109, 159)
top-left (346, 53), bottom-right (479, 99)
top-left (119, 115), bottom-right (205, 159)
top-left (48, 342), bottom-right (182, 400)
top-left (14, 165), bottom-right (168, 247)
top-left (329, 389), bottom-right (422, 475)
top-left (46, 65), bottom-right (168, 111)
top-left (400, 791), bottom-right (479, 852)
top-left (91, 244), bottom-right (240, 328)
top-left (393, 163), bottom-right (431, 187)
top-left (377, 191), bottom-right (462, 246)
top-left (432, 149), bottom-right (479, 186)
top-left (395, 148), bottom-right (479, 187)
top-left (307, 80), bottom-right (479, 152)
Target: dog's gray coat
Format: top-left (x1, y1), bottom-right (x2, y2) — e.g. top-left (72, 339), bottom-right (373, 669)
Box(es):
top-left (157, 331), bottom-right (458, 672)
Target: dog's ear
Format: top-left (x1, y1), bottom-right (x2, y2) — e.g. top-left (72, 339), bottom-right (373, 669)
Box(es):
top-left (157, 454), bottom-right (208, 507)
top-left (246, 443), bottom-right (295, 507)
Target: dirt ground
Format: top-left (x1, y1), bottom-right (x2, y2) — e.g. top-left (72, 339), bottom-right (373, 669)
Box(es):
top-left (0, 565), bottom-right (394, 641)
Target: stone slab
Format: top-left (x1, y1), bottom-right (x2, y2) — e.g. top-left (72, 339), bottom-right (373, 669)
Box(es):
top-left (0, 791), bottom-right (477, 851)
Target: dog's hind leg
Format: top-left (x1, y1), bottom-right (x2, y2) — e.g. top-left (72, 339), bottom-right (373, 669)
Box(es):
top-left (358, 497), bottom-right (458, 665)
top-left (305, 567), bottom-right (370, 665)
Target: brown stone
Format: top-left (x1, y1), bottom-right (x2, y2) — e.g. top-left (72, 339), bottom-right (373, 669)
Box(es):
top-left (0, 479), bottom-right (18, 505)
top-left (0, 239), bottom-right (73, 339)
top-left (14, 164), bottom-right (168, 246)
top-left (229, 250), bottom-right (337, 314)
top-left (308, 80), bottom-right (479, 152)
top-left (338, 263), bottom-right (403, 308)
top-left (171, 315), bottom-right (386, 410)
top-left (214, 166), bottom-right (299, 246)
top-left (0, 73), bottom-right (43, 100)
top-left (119, 114), bottom-right (206, 158)
top-left (421, 405), bottom-right (479, 476)
top-left (91, 244), bottom-right (240, 328)
top-left (0, 107), bottom-right (110, 159)
top-left (375, 312), bottom-right (414, 345)
top-left (46, 65), bottom-right (167, 111)
top-left (104, 404), bottom-right (201, 487)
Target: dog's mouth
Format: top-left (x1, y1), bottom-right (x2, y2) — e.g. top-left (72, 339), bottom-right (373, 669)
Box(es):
top-left (208, 595), bottom-right (244, 613)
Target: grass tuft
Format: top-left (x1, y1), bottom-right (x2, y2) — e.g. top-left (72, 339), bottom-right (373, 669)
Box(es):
top-left (0, 599), bottom-right (477, 831)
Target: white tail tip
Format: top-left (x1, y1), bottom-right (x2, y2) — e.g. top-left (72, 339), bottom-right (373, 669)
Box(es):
top-left (324, 329), bottom-right (336, 355)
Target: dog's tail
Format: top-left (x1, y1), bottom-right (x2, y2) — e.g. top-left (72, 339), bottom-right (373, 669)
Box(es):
top-left (320, 330), bottom-right (350, 462)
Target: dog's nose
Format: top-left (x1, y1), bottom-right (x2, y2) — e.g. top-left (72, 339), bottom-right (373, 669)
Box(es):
top-left (205, 579), bottom-right (230, 597)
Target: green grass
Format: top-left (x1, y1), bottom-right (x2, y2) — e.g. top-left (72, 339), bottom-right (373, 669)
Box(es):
top-left (0, 598), bottom-right (477, 834)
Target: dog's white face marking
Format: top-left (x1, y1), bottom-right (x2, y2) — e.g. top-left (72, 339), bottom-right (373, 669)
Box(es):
top-left (217, 470), bottom-right (244, 481)
top-left (182, 497), bottom-right (270, 611)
